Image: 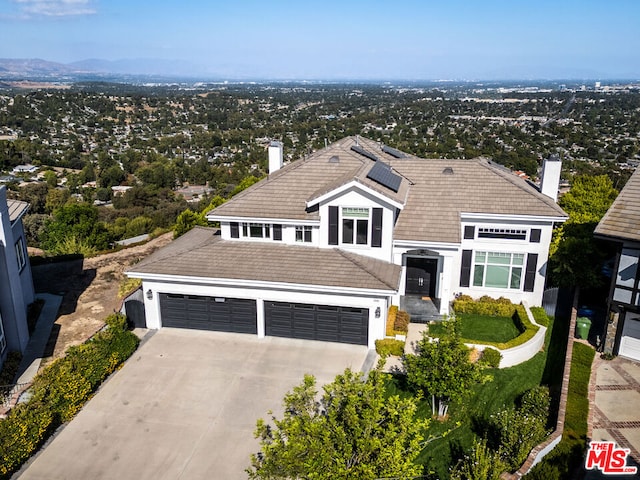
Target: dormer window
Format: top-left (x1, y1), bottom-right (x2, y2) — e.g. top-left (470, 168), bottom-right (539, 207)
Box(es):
top-left (241, 222), bottom-right (270, 239)
top-left (295, 226), bottom-right (312, 243)
top-left (342, 207), bottom-right (369, 245)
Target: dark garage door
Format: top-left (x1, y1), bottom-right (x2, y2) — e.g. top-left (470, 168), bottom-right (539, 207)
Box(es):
top-left (160, 294), bottom-right (257, 334)
top-left (265, 301), bottom-right (368, 345)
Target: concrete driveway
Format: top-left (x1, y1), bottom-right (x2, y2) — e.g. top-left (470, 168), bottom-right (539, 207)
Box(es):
top-left (17, 329), bottom-right (370, 480)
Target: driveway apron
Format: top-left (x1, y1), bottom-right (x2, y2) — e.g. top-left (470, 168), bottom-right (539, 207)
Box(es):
top-left (17, 329), bottom-right (369, 480)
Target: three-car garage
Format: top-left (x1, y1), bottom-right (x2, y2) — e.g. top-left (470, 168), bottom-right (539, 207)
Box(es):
top-left (158, 293), bottom-right (371, 346)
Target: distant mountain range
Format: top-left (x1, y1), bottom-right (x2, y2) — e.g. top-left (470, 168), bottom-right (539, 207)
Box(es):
top-left (0, 58), bottom-right (209, 82)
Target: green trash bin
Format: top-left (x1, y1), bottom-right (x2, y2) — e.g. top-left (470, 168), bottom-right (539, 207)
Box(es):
top-left (576, 317), bottom-right (591, 339)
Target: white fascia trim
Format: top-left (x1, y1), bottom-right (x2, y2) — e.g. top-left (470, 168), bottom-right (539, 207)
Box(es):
top-left (460, 212), bottom-right (568, 223)
top-left (394, 240), bottom-right (460, 251)
top-left (306, 180), bottom-right (404, 210)
top-left (206, 215), bottom-right (320, 226)
top-left (126, 272), bottom-right (398, 297)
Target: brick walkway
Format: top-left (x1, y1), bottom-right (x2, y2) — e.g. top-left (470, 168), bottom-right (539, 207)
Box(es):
top-left (589, 354), bottom-right (640, 463)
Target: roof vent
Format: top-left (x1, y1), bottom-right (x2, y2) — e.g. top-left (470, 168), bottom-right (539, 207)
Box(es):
top-left (443, 167), bottom-right (454, 175)
top-left (329, 155), bottom-right (340, 163)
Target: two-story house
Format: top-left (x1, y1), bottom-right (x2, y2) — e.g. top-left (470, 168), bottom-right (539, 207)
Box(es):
top-left (127, 137), bottom-right (566, 348)
top-left (595, 167), bottom-right (640, 361)
top-left (0, 186), bottom-right (34, 368)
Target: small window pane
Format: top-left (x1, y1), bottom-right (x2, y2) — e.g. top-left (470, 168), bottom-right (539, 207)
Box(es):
top-left (512, 254), bottom-right (525, 266)
top-left (510, 267), bottom-right (522, 289)
top-left (488, 252), bottom-right (511, 265)
top-left (356, 219), bottom-right (368, 244)
top-left (342, 219), bottom-right (354, 244)
top-left (473, 265), bottom-right (484, 287)
top-left (304, 226), bottom-right (312, 243)
top-left (475, 252), bottom-right (486, 262)
top-left (242, 223), bottom-right (248, 236)
top-left (250, 223), bottom-right (263, 237)
top-left (295, 227), bottom-right (303, 242)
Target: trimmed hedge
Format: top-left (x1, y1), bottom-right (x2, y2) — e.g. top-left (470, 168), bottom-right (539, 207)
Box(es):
top-left (386, 305), bottom-right (398, 336)
top-left (386, 306), bottom-right (409, 336)
top-left (0, 313), bottom-right (139, 479)
top-left (453, 295), bottom-right (516, 317)
top-left (479, 347), bottom-right (502, 368)
top-left (530, 306), bottom-right (550, 327)
top-left (375, 339), bottom-right (405, 357)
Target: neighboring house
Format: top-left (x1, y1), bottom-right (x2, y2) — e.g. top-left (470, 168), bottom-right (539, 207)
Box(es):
top-left (10, 164), bottom-right (38, 175)
top-left (127, 137), bottom-right (567, 348)
top-left (0, 186), bottom-right (34, 368)
top-left (595, 168), bottom-right (640, 361)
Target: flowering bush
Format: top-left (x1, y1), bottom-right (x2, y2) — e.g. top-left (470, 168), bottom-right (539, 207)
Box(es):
top-left (0, 313), bottom-right (139, 479)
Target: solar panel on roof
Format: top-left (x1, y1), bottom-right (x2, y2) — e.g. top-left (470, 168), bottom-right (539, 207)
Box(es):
top-left (350, 145), bottom-right (380, 162)
top-left (382, 145), bottom-right (407, 158)
top-left (366, 161), bottom-right (402, 193)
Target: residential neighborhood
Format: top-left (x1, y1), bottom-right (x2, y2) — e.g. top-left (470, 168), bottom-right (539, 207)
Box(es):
top-left (0, 82), bottom-right (639, 480)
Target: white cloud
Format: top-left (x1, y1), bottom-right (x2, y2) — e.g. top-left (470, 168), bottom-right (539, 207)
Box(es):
top-left (13, 0), bottom-right (97, 17)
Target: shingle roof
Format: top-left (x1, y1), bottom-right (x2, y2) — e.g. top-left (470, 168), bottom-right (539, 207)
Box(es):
top-left (7, 199), bottom-right (29, 223)
top-left (390, 157), bottom-right (567, 243)
top-left (208, 137), bottom-right (411, 220)
top-left (209, 136), bottom-right (567, 243)
top-left (129, 227), bottom-right (401, 291)
top-left (595, 168), bottom-right (640, 242)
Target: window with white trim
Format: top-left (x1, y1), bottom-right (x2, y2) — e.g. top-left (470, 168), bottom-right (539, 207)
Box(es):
top-left (15, 237), bottom-right (26, 272)
top-left (473, 251), bottom-right (524, 289)
top-left (341, 207), bottom-right (369, 245)
top-left (477, 227), bottom-right (527, 240)
top-left (241, 222), bottom-right (270, 239)
top-left (295, 225), bottom-right (312, 243)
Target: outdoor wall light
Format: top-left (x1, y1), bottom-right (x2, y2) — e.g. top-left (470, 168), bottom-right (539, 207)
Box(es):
top-left (146, 289), bottom-right (153, 300)
top-left (375, 306), bottom-right (381, 318)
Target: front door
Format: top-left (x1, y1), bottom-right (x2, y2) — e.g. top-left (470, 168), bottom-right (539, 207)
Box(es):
top-left (405, 257), bottom-right (438, 297)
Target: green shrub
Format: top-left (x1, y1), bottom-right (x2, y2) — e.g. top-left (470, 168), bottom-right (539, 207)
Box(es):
top-left (394, 310), bottom-right (411, 333)
top-left (530, 307), bottom-right (550, 327)
top-left (520, 386), bottom-right (551, 422)
top-left (0, 313), bottom-right (139, 479)
top-left (491, 407), bottom-right (549, 471)
top-left (450, 438), bottom-right (506, 480)
top-left (386, 305), bottom-right (398, 336)
top-left (479, 348), bottom-right (502, 368)
top-left (0, 402), bottom-right (54, 478)
top-left (453, 296), bottom-right (516, 317)
top-left (375, 339), bottom-right (405, 357)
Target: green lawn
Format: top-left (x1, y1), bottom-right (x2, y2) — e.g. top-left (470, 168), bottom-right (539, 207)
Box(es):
top-left (429, 313), bottom-right (521, 343)
top-left (388, 314), bottom-right (566, 478)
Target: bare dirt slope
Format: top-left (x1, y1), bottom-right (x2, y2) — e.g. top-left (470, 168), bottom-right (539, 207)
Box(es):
top-left (32, 232), bottom-right (173, 359)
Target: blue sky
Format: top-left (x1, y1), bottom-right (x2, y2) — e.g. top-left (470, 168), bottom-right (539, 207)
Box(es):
top-left (1, 0), bottom-right (639, 80)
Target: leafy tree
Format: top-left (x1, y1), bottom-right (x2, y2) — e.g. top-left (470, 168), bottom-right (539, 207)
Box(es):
top-left (18, 182), bottom-right (49, 214)
top-left (548, 175), bottom-right (618, 288)
top-left (247, 368), bottom-right (427, 480)
top-left (43, 170), bottom-right (57, 189)
top-left (404, 318), bottom-right (482, 417)
top-left (42, 203), bottom-right (112, 253)
top-left (231, 175), bottom-right (262, 197)
top-left (45, 188), bottom-right (71, 213)
top-left (173, 209), bottom-right (207, 238)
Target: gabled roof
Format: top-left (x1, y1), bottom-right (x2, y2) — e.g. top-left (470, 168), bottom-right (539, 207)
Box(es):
top-left (208, 137), bottom-right (411, 221)
top-left (595, 168), bottom-right (640, 242)
top-left (7, 199), bottom-right (29, 224)
top-left (128, 227), bottom-right (401, 292)
top-left (208, 136), bottom-right (567, 243)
